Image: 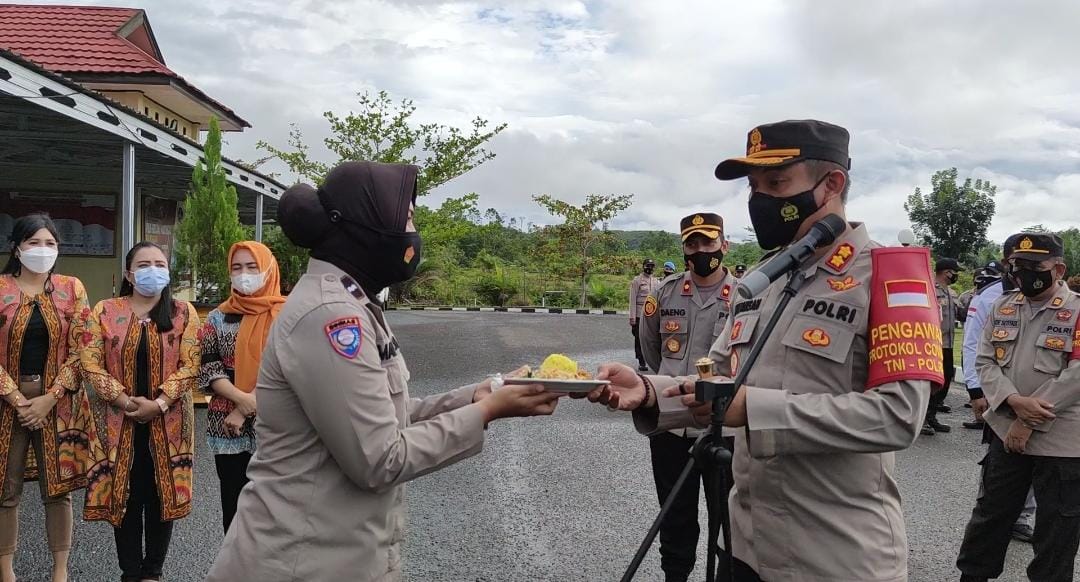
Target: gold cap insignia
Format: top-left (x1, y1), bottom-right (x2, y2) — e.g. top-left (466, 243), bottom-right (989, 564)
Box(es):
top-left (748, 128), bottom-right (765, 154)
top-left (692, 215), bottom-right (705, 226)
top-left (1020, 237), bottom-right (1034, 251)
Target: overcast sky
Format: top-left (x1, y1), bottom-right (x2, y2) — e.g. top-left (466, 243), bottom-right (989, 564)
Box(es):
top-left (39, 0), bottom-right (1080, 243)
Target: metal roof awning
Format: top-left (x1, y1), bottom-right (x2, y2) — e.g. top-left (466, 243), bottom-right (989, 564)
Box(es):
top-left (0, 48), bottom-right (284, 201)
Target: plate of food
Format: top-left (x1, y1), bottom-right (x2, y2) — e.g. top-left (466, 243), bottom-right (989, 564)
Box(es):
top-left (503, 354), bottom-right (609, 393)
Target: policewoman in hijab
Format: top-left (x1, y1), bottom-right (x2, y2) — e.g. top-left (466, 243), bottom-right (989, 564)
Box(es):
top-left (206, 161), bottom-right (562, 582)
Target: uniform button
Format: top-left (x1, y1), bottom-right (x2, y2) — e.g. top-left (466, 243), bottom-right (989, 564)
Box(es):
top-left (324, 275), bottom-right (337, 282)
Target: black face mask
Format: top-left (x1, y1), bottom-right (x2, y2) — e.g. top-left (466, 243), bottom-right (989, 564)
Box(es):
top-left (644, 266), bottom-right (655, 275)
top-left (1001, 265), bottom-right (1017, 292)
top-left (747, 173), bottom-right (829, 250)
top-left (947, 272), bottom-right (959, 285)
top-left (316, 213), bottom-right (423, 298)
top-left (1012, 268), bottom-right (1055, 298)
top-left (684, 250), bottom-right (724, 277)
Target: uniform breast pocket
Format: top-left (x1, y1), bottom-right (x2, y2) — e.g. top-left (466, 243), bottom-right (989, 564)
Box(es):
top-left (1033, 332), bottom-right (1070, 375)
top-left (382, 356), bottom-right (410, 427)
top-left (713, 312), bottom-right (730, 339)
top-left (989, 326), bottom-right (1020, 368)
top-left (780, 315), bottom-right (856, 393)
top-left (662, 316), bottom-right (689, 360)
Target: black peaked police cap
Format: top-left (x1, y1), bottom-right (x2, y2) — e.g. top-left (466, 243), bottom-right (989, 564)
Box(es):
top-left (715, 120), bottom-right (851, 181)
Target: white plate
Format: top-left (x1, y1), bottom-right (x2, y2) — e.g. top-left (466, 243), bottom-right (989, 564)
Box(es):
top-left (502, 377), bottom-right (609, 393)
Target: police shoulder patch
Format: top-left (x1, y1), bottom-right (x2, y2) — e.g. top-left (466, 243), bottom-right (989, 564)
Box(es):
top-left (325, 316), bottom-right (363, 359)
top-left (643, 296), bottom-right (658, 317)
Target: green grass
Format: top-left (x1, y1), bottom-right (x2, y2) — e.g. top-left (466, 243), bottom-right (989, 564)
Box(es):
top-left (953, 330), bottom-right (963, 366)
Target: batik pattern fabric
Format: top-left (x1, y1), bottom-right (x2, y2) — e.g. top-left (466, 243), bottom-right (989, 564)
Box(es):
top-left (0, 274), bottom-right (91, 496)
top-left (198, 309), bottom-right (256, 456)
top-left (80, 297), bottom-right (200, 527)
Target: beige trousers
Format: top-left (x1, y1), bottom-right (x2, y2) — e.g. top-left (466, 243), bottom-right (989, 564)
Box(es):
top-left (0, 377), bottom-right (72, 555)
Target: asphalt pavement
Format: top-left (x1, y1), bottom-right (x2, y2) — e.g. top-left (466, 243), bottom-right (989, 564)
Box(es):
top-left (7, 311), bottom-right (1060, 581)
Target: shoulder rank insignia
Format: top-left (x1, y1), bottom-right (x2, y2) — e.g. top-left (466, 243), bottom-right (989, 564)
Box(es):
top-left (682, 280), bottom-right (693, 296)
top-left (721, 284), bottom-right (732, 301)
top-left (325, 316), bottom-right (362, 359)
top-left (643, 296), bottom-right (658, 317)
top-left (1052, 296), bottom-right (1065, 308)
top-left (666, 338), bottom-right (681, 353)
top-left (802, 328), bottom-right (831, 347)
top-left (1057, 309), bottom-right (1073, 322)
top-left (825, 243), bottom-right (856, 273)
top-left (827, 276), bottom-right (860, 292)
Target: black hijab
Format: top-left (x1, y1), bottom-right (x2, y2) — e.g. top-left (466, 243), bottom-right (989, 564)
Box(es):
top-left (278, 161), bottom-right (422, 300)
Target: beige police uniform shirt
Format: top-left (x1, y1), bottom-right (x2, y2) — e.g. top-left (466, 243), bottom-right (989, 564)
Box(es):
top-left (936, 282), bottom-right (957, 345)
top-left (633, 224), bottom-right (930, 582)
top-left (640, 270), bottom-right (735, 436)
top-left (206, 259), bottom-right (487, 582)
top-left (629, 273), bottom-right (661, 323)
top-left (979, 281), bottom-right (1080, 457)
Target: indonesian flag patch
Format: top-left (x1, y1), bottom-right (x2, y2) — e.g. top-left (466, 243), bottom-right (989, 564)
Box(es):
top-left (325, 316), bottom-right (362, 359)
top-left (884, 280), bottom-right (932, 309)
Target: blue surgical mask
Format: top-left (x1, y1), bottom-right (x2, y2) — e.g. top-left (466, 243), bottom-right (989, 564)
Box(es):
top-left (133, 266), bottom-right (170, 297)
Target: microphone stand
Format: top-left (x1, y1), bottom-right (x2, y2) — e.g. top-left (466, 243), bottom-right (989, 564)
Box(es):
top-left (620, 269), bottom-right (810, 582)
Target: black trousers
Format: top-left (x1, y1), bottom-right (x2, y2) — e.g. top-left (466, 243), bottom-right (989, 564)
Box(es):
top-left (928, 347), bottom-right (955, 421)
top-left (957, 435), bottom-right (1080, 581)
top-left (632, 321), bottom-right (647, 368)
top-left (114, 424), bottom-right (174, 581)
top-left (649, 431), bottom-right (734, 582)
top-left (215, 452), bottom-right (252, 534)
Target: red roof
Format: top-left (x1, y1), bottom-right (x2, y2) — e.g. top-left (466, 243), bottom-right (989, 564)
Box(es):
top-left (0, 4), bottom-right (249, 127)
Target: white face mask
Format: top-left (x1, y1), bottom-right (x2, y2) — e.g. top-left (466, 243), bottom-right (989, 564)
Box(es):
top-left (231, 271), bottom-right (267, 295)
top-left (18, 247), bottom-right (58, 274)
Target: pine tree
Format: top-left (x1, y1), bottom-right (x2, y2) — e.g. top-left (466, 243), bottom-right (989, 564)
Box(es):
top-left (175, 117), bottom-right (247, 302)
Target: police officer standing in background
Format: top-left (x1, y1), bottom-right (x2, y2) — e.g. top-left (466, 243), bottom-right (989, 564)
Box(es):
top-left (590, 120), bottom-right (938, 582)
top-left (630, 259), bottom-right (661, 372)
top-left (956, 233), bottom-right (1080, 582)
top-left (663, 261), bottom-right (677, 279)
top-left (639, 212), bottom-right (736, 582)
top-left (960, 238), bottom-right (1038, 542)
top-left (924, 257), bottom-right (960, 435)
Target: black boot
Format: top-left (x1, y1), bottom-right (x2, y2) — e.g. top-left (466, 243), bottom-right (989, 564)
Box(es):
top-left (928, 417), bottom-right (952, 433)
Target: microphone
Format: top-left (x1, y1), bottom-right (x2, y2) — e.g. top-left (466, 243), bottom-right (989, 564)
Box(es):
top-left (737, 214), bottom-right (847, 299)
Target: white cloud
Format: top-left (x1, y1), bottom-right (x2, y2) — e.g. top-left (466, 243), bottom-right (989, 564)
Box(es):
top-left (32, 0), bottom-right (1080, 246)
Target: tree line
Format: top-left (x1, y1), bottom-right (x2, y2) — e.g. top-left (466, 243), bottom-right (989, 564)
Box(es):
top-left (174, 90), bottom-right (1076, 309)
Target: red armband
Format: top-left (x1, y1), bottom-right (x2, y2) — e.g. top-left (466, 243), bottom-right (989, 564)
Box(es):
top-left (1071, 311), bottom-right (1080, 361)
top-left (866, 247), bottom-right (946, 390)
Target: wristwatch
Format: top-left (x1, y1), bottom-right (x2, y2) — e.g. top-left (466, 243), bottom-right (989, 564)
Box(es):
top-left (155, 397), bottom-right (169, 414)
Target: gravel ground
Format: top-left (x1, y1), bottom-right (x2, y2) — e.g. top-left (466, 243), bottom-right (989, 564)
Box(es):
top-left (7, 311), bottom-right (1063, 581)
